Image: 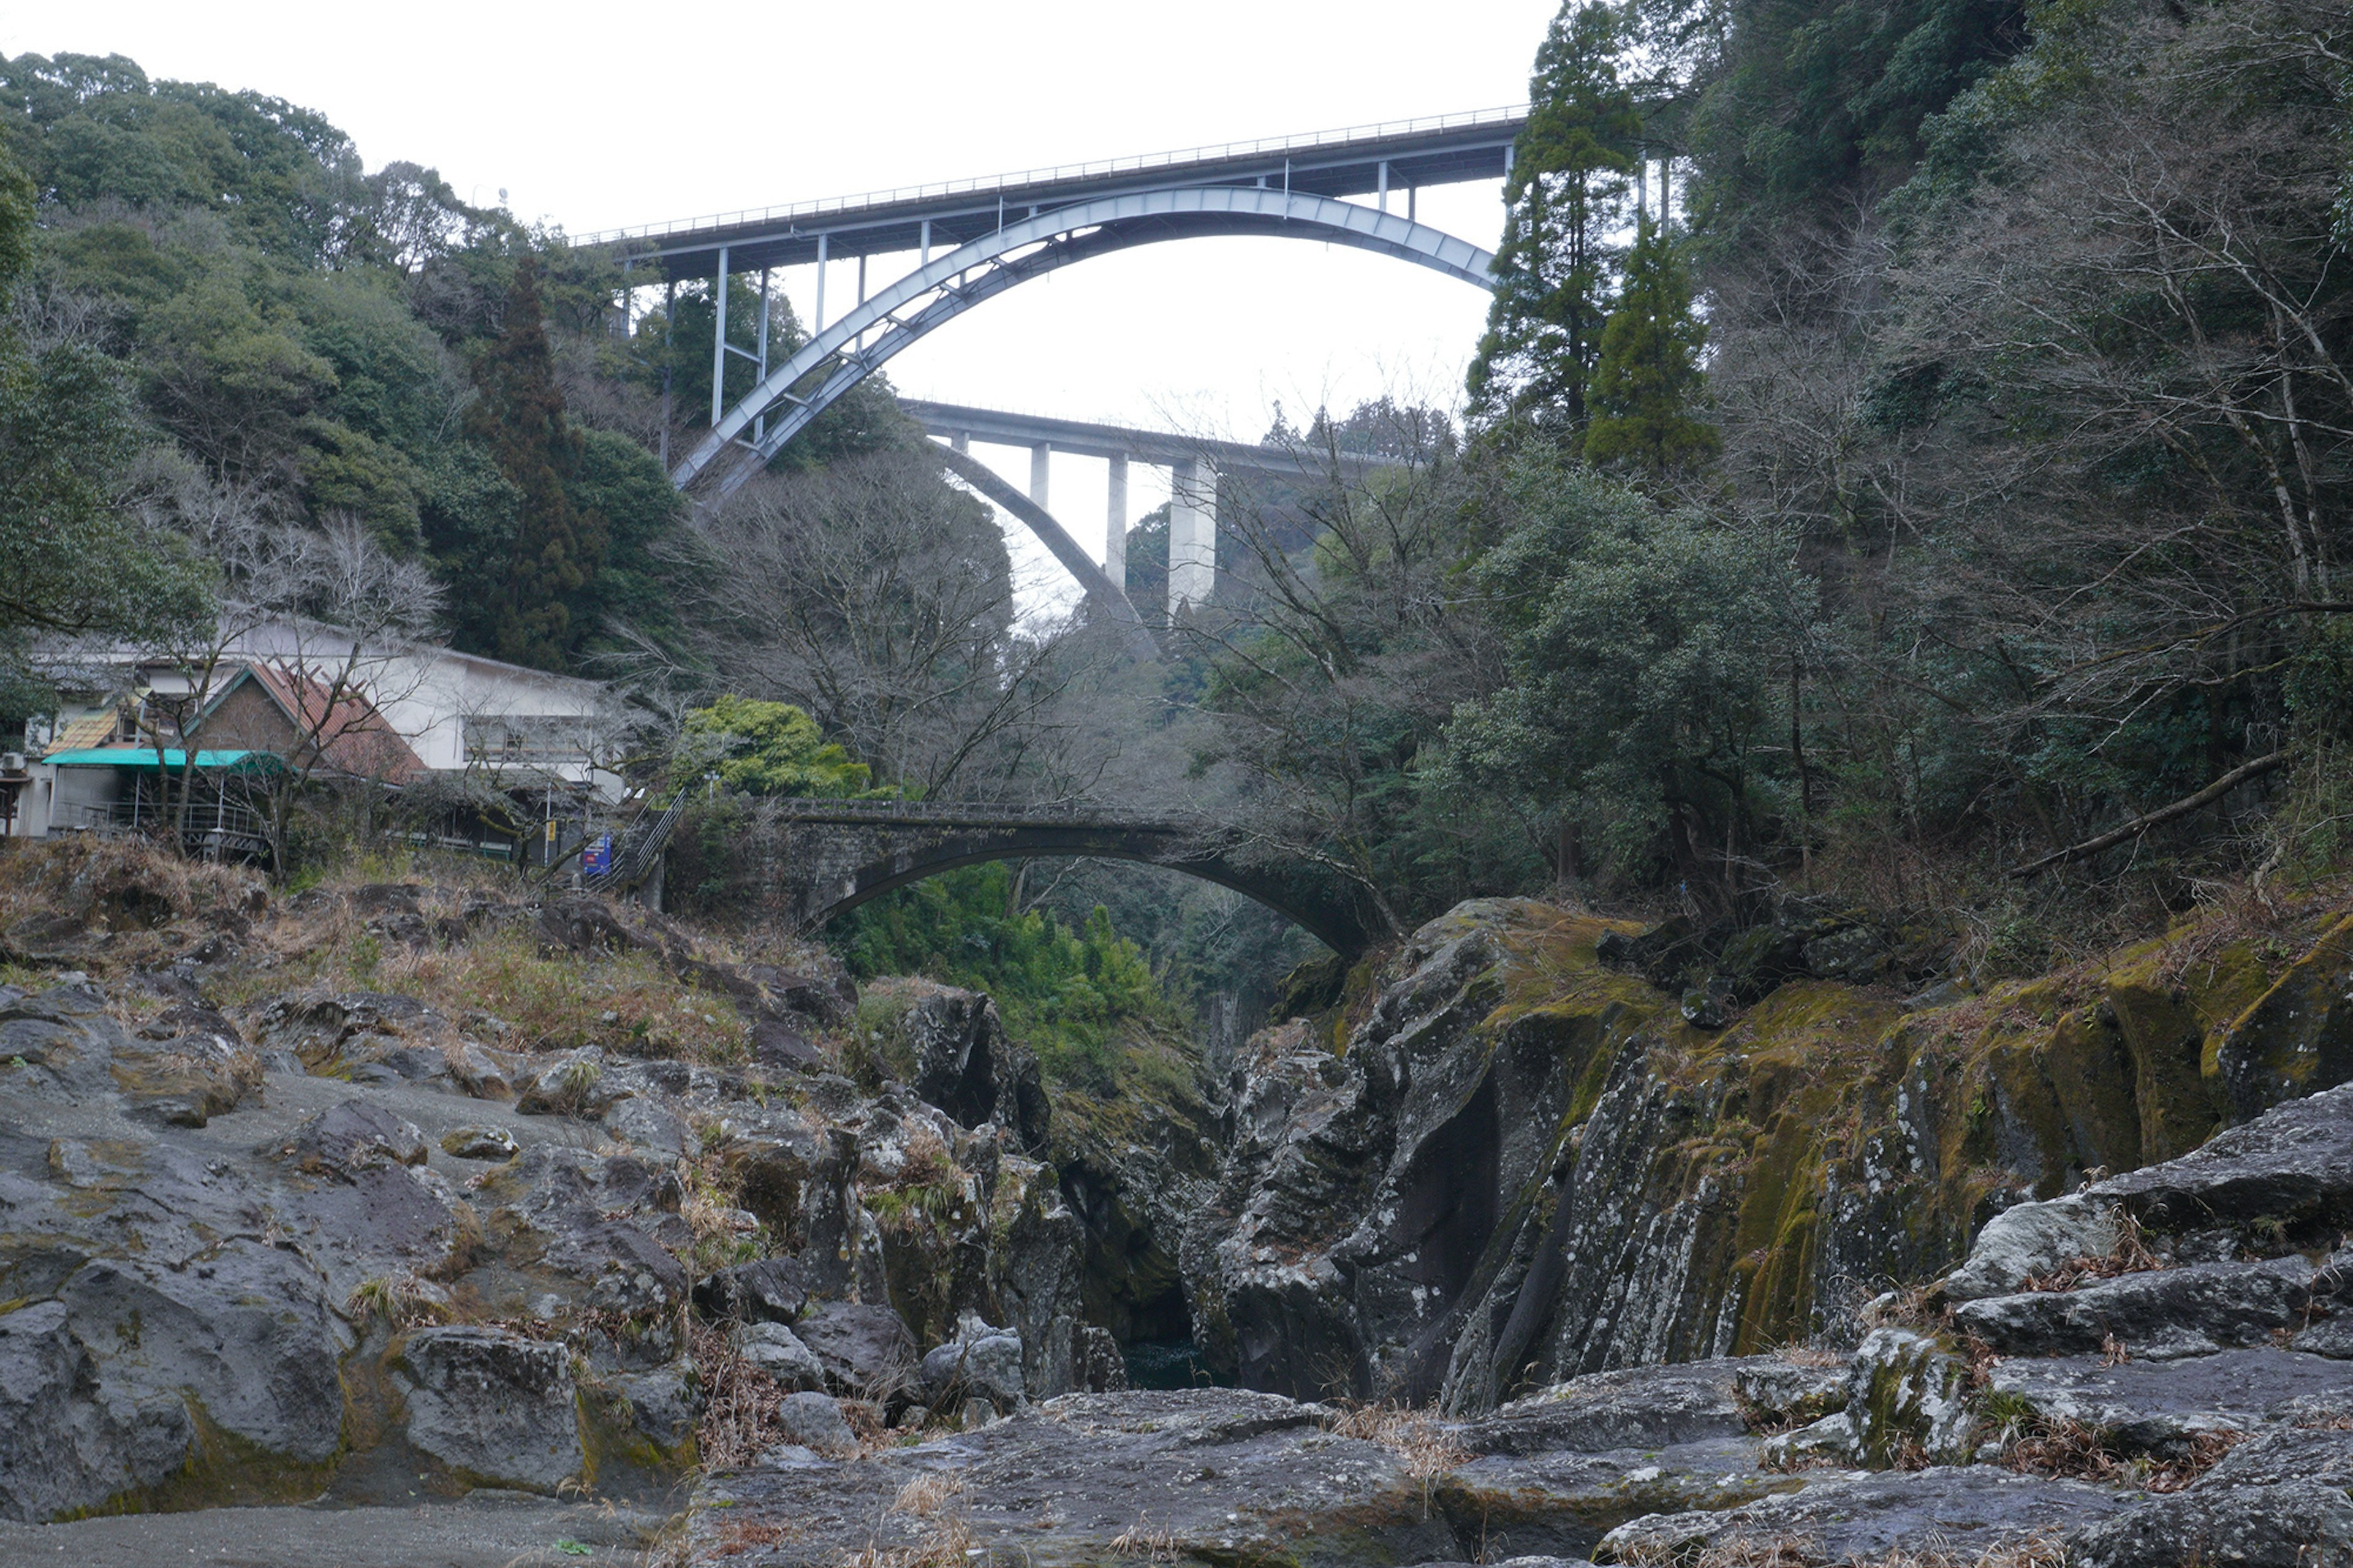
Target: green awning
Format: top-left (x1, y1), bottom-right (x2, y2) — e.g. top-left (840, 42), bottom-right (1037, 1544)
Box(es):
top-left (40, 748), bottom-right (283, 772)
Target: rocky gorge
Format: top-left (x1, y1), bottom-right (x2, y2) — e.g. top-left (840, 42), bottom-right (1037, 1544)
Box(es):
top-left (4, 839), bottom-right (2353, 1566)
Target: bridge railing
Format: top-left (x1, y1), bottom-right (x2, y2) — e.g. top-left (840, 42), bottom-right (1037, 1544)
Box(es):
top-left (760, 797), bottom-right (1197, 832)
top-left (578, 104), bottom-right (1530, 248)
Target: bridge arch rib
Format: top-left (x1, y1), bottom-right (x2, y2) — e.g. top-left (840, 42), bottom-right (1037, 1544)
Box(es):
top-left (671, 188), bottom-right (1496, 498)
top-left (781, 820), bottom-right (1377, 956)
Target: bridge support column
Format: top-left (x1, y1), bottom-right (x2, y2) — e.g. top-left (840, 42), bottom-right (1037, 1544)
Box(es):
top-left (1029, 442), bottom-right (1051, 510)
top-left (1105, 453), bottom-right (1128, 591)
top-left (710, 246), bottom-right (730, 428)
top-left (1169, 457), bottom-right (1216, 614)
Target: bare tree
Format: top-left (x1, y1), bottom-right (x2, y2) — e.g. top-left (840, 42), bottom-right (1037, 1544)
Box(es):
top-left (1156, 403), bottom-right (1510, 936)
top-left (674, 448), bottom-right (1107, 802)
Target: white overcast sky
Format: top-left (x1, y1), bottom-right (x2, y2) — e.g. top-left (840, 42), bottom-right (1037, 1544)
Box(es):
top-left (2, 0), bottom-right (1556, 608)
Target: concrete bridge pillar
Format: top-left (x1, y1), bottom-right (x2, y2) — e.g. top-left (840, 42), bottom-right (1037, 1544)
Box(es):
top-left (1029, 442), bottom-right (1051, 510)
top-left (1169, 458), bottom-right (1216, 614)
top-left (1105, 453), bottom-right (1129, 591)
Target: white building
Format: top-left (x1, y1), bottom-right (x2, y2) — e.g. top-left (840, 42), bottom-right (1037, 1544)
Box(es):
top-left (4, 622), bottom-right (626, 841)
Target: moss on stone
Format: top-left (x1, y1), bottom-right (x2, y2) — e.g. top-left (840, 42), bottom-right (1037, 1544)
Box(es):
top-left (71, 1397), bottom-right (343, 1519)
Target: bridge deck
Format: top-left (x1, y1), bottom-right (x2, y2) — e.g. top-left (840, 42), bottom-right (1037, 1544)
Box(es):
top-left (589, 106), bottom-right (1526, 282)
top-left (903, 399), bottom-right (1391, 472)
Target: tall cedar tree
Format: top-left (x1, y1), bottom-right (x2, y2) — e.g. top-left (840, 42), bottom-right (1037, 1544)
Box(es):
top-left (468, 262), bottom-right (607, 670)
top-left (1467, 1), bottom-right (1642, 434)
top-left (1583, 214), bottom-right (1719, 475)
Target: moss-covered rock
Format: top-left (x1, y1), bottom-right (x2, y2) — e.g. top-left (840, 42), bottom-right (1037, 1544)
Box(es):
top-left (1183, 891), bottom-right (2353, 1410)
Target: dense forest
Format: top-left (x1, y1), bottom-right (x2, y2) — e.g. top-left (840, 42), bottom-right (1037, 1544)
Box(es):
top-left (2, 0), bottom-right (2347, 1039)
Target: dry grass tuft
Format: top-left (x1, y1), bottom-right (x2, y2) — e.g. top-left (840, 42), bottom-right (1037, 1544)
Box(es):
top-left (688, 1317), bottom-right (790, 1470)
top-left (1996, 1409), bottom-right (2242, 1493)
top-left (344, 1269), bottom-right (454, 1330)
top-left (2023, 1211), bottom-right (2163, 1293)
top-left (835, 1509), bottom-right (972, 1568)
top-left (1324, 1399), bottom-right (1470, 1518)
top-left (889, 1472), bottom-right (966, 1518)
top-left (1108, 1512), bottom-right (1181, 1561)
top-left (707, 1518), bottom-right (799, 1559)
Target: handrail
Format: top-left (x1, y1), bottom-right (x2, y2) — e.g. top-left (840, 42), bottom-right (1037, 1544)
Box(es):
top-left (761, 797), bottom-right (1192, 831)
top-left (583, 784), bottom-right (693, 892)
top-left (577, 104), bottom-right (1529, 248)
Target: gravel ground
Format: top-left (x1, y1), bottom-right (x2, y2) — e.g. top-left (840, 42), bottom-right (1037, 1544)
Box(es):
top-left (0, 1496), bottom-right (666, 1567)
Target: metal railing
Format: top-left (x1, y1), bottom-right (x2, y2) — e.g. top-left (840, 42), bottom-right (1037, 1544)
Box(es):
top-left (79, 798), bottom-right (270, 853)
top-left (577, 104), bottom-right (1529, 247)
top-left (758, 797), bottom-right (1192, 832)
top-left (582, 786), bottom-right (694, 893)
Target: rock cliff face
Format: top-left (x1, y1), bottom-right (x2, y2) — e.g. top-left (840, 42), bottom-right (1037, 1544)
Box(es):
top-left (676, 1075), bottom-right (2353, 1567)
top-left (0, 868), bottom-right (1112, 1524)
top-left (1181, 895), bottom-right (2353, 1411)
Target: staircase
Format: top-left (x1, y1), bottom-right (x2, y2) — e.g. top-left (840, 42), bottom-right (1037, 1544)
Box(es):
top-left (581, 786), bottom-right (691, 896)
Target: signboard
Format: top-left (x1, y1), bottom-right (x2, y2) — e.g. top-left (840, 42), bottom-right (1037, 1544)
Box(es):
top-left (582, 833), bottom-right (613, 877)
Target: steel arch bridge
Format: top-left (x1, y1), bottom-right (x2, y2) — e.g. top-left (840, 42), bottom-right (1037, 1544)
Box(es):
top-left (591, 107), bottom-right (1521, 498)
top-left (674, 189), bottom-right (1495, 496)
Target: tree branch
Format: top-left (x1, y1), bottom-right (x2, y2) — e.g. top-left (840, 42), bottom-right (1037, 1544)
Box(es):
top-left (2009, 751), bottom-right (2288, 877)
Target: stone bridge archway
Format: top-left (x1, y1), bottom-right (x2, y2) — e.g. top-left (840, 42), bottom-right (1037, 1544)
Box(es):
top-left (764, 805), bottom-right (1376, 956)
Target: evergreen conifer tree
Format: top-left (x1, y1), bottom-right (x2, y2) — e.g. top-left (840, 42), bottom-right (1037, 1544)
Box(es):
top-left (468, 261), bottom-right (607, 670)
top-left (1583, 214), bottom-right (1719, 475)
top-left (1466, 1), bottom-right (1642, 436)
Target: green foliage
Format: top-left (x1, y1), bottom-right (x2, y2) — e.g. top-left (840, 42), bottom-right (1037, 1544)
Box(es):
top-left (3, 50), bottom-right (692, 678)
top-left (466, 261), bottom-right (607, 670)
top-left (1468, 0), bottom-right (1642, 432)
top-left (674, 697), bottom-right (876, 798)
top-left (0, 52), bottom-right (365, 263)
top-left (1686, 0), bottom-right (2027, 240)
top-left (1445, 460), bottom-right (1813, 885)
top-left (832, 865), bottom-right (1175, 1088)
top-left (1583, 215), bottom-right (1719, 475)
top-left (0, 142), bottom-right (210, 683)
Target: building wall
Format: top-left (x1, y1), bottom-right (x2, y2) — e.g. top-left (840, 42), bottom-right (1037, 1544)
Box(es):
top-left (195, 681), bottom-right (300, 755)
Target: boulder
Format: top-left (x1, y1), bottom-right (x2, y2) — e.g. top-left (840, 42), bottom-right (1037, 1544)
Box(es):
top-left (279, 1099), bottom-right (428, 1173)
top-left (613, 1363), bottom-right (703, 1455)
top-left (396, 1326), bottom-right (583, 1493)
top-left (743, 961), bottom-right (858, 1028)
top-left (1463, 1361), bottom-right (1752, 1457)
top-left (738, 1323), bottom-right (827, 1392)
top-left (1077, 1325), bottom-right (1129, 1393)
top-left (1939, 1191), bottom-right (2121, 1303)
top-left (693, 1257), bottom-right (812, 1326)
top-left (773, 1390), bottom-right (857, 1460)
top-left (1601, 1467), bottom-right (2140, 1564)
top-left (1953, 1255), bottom-right (2314, 1358)
top-left (1988, 1349), bottom-right (2353, 1453)
top-left (904, 987), bottom-right (1050, 1152)
top-left (794, 1302), bottom-right (918, 1399)
top-left (918, 1323), bottom-right (1026, 1413)
top-left (2093, 1081), bottom-right (2353, 1242)
top-left (440, 1124), bottom-right (518, 1161)
top-left (2070, 1418), bottom-right (2353, 1568)
top-left (248, 990), bottom-right (448, 1072)
top-left (1758, 1328), bottom-right (1972, 1470)
top-left (749, 1018), bottom-right (824, 1072)
top-left (536, 896), bottom-right (653, 956)
top-left (0, 1300), bottom-right (192, 1523)
top-left (56, 1243), bottom-right (344, 1467)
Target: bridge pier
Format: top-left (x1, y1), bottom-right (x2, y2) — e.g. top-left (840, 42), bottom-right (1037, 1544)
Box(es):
top-left (1105, 454), bottom-right (1128, 591)
top-left (1169, 458), bottom-right (1216, 614)
top-left (1029, 442), bottom-right (1051, 510)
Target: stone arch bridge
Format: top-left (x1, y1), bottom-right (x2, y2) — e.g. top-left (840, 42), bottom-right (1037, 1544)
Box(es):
top-left (753, 800), bottom-right (1377, 956)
